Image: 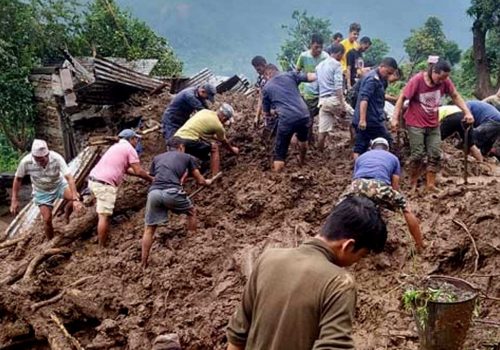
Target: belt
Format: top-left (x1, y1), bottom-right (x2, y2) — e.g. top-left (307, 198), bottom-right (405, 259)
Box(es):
top-left (89, 177), bottom-right (113, 186)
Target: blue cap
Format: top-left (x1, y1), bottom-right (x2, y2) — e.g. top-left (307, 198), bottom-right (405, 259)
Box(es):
top-left (118, 129), bottom-right (141, 140)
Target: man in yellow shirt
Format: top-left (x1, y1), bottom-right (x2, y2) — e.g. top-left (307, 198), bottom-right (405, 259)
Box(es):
top-left (174, 103), bottom-right (239, 174)
top-left (340, 23), bottom-right (361, 73)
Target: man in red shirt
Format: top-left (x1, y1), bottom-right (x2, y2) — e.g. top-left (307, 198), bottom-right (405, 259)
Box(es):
top-left (391, 60), bottom-right (473, 192)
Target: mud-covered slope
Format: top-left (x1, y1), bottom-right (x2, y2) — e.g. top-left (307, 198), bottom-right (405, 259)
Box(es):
top-left (0, 92), bottom-right (498, 350)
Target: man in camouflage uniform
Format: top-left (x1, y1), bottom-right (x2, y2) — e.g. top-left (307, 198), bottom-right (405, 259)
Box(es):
top-left (340, 137), bottom-right (424, 252)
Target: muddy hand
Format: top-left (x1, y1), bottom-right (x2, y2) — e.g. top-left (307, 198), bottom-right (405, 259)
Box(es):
top-left (10, 200), bottom-right (19, 215)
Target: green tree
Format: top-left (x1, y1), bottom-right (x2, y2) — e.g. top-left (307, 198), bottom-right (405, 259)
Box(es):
top-left (467, 0), bottom-right (500, 98)
top-left (74, 0), bottom-right (182, 76)
top-left (403, 16), bottom-right (461, 68)
top-left (363, 38), bottom-right (390, 66)
top-left (277, 10), bottom-right (332, 71)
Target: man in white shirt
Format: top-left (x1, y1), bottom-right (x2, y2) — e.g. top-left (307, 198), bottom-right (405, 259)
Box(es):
top-left (11, 139), bottom-right (82, 239)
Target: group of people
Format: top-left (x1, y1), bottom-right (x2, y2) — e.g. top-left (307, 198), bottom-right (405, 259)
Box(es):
top-left (8, 20), bottom-right (500, 350)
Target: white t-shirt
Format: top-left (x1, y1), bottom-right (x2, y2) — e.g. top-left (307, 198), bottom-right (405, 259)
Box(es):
top-left (15, 151), bottom-right (70, 192)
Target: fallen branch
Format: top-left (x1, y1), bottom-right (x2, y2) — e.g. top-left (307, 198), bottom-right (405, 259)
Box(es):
top-left (0, 236), bottom-right (27, 250)
top-left (474, 319), bottom-right (500, 327)
top-left (452, 219), bottom-right (479, 273)
top-left (22, 248), bottom-right (70, 282)
top-left (49, 313), bottom-right (85, 350)
top-left (31, 276), bottom-right (96, 311)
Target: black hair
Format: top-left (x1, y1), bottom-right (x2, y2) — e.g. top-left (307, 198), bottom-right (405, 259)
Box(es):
top-left (360, 36), bottom-right (372, 45)
top-left (264, 63), bottom-right (279, 73)
top-left (380, 57), bottom-right (398, 70)
top-left (432, 59), bottom-right (451, 73)
top-left (394, 68), bottom-right (403, 79)
top-left (326, 43), bottom-right (345, 56)
top-left (349, 22), bottom-right (361, 33)
top-left (251, 56), bottom-right (267, 67)
top-left (333, 32), bottom-right (343, 40)
top-left (311, 33), bottom-right (324, 45)
top-left (167, 137), bottom-right (185, 149)
top-left (320, 196), bottom-right (387, 253)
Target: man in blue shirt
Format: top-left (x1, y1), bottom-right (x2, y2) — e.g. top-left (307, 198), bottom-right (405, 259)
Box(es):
top-left (467, 100), bottom-right (500, 157)
top-left (340, 137), bottom-right (424, 252)
top-left (262, 64), bottom-right (316, 172)
top-left (352, 57), bottom-right (398, 159)
top-left (161, 83), bottom-right (216, 141)
top-left (316, 44), bottom-right (354, 151)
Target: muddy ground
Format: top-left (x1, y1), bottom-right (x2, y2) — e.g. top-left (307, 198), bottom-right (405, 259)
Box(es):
top-left (0, 92), bottom-right (498, 349)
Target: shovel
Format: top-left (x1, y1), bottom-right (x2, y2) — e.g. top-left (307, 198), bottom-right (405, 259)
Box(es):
top-left (189, 171), bottom-right (223, 199)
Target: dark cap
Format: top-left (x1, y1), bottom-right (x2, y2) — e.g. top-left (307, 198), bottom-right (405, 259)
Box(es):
top-left (202, 83), bottom-right (216, 102)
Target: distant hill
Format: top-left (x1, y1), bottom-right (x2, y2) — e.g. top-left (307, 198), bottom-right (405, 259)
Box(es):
top-left (117, 0), bottom-right (473, 81)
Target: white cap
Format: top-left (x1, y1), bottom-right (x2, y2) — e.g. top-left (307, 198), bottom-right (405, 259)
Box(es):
top-left (31, 139), bottom-right (49, 157)
top-left (370, 137), bottom-right (389, 149)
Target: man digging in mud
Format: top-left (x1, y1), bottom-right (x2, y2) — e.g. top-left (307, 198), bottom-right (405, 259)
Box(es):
top-left (161, 83), bottom-right (217, 141)
top-left (10, 139), bottom-right (82, 240)
top-left (340, 137), bottom-right (424, 252)
top-left (262, 64), bottom-right (316, 172)
top-left (141, 137), bottom-right (215, 267)
top-left (174, 103), bottom-right (239, 175)
top-left (88, 129), bottom-right (153, 247)
top-left (226, 196), bottom-right (387, 350)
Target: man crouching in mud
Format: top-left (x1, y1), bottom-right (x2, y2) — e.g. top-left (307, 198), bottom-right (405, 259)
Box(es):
top-left (226, 196), bottom-right (387, 350)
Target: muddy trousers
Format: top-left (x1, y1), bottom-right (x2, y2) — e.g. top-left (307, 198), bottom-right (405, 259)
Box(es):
top-left (407, 126), bottom-right (441, 172)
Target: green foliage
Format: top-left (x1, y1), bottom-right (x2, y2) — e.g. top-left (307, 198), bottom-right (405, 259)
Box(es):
top-left (0, 0), bottom-right (182, 163)
top-left (277, 10), bottom-right (332, 71)
top-left (74, 0), bottom-right (182, 76)
top-left (403, 16), bottom-right (461, 67)
top-left (363, 38), bottom-right (390, 66)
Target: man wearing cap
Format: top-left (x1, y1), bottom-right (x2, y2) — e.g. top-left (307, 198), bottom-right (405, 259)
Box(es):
top-left (161, 84), bottom-right (217, 142)
top-left (340, 137), bottom-right (424, 252)
top-left (88, 129), bottom-right (154, 247)
top-left (174, 103), bottom-right (239, 175)
top-left (141, 137), bottom-right (215, 267)
top-left (11, 139), bottom-right (82, 240)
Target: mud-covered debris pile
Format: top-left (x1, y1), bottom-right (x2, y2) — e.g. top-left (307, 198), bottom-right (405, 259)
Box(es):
top-left (0, 92), bottom-right (498, 350)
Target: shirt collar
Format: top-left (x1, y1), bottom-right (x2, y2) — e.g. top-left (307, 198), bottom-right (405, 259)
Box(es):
top-left (302, 238), bottom-right (338, 264)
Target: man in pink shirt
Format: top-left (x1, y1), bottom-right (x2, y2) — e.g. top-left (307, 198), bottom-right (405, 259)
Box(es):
top-left (391, 60), bottom-right (473, 192)
top-left (89, 129), bottom-right (153, 246)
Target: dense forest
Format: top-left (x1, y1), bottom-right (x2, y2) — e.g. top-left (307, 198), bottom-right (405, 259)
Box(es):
top-left (117, 0), bottom-right (473, 77)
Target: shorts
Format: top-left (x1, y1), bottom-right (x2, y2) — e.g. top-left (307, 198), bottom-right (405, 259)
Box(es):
top-left (353, 124), bottom-right (393, 155)
top-left (472, 120), bottom-right (500, 155)
top-left (145, 188), bottom-right (193, 226)
top-left (33, 181), bottom-right (68, 207)
top-left (318, 96), bottom-right (354, 133)
top-left (340, 178), bottom-right (407, 211)
top-left (407, 126), bottom-right (441, 171)
top-left (179, 138), bottom-right (212, 162)
top-left (89, 180), bottom-right (117, 216)
top-left (274, 118), bottom-right (309, 161)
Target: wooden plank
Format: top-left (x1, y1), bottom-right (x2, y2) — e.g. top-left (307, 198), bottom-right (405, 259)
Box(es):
top-left (60, 68), bottom-right (78, 108)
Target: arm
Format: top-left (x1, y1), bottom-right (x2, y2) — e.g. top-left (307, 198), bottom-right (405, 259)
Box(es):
top-left (220, 137), bottom-right (239, 155)
top-left (312, 282), bottom-right (356, 350)
top-left (391, 175), bottom-right (400, 191)
top-left (10, 177), bottom-right (23, 214)
top-left (385, 93), bottom-right (399, 104)
top-left (306, 72), bottom-right (317, 82)
top-left (227, 344), bottom-right (245, 350)
top-left (358, 101), bottom-right (368, 129)
top-left (346, 52), bottom-right (354, 89)
top-left (129, 163), bottom-right (154, 182)
top-left (191, 168), bottom-right (211, 186)
top-left (391, 93), bottom-right (406, 132)
top-left (64, 174), bottom-right (80, 200)
top-left (254, 90), bottom-right (263, 125)
top-left (449, 89), bottom-right (474, 124)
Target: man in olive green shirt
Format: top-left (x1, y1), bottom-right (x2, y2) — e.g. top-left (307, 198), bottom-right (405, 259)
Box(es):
top-left (226, 196), bottom-right (388, 350)
top-left (174, 103), bottom-right (239, 174)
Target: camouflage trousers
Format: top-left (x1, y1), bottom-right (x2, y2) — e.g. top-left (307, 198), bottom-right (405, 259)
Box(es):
top-left (339, 179), bottom-right (407, 212)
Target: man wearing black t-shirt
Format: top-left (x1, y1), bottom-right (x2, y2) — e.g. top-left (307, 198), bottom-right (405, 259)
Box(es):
top-left (346, 36), bottom-right (372, 90)
top-left (141, 137), bottom-right (213, 267)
